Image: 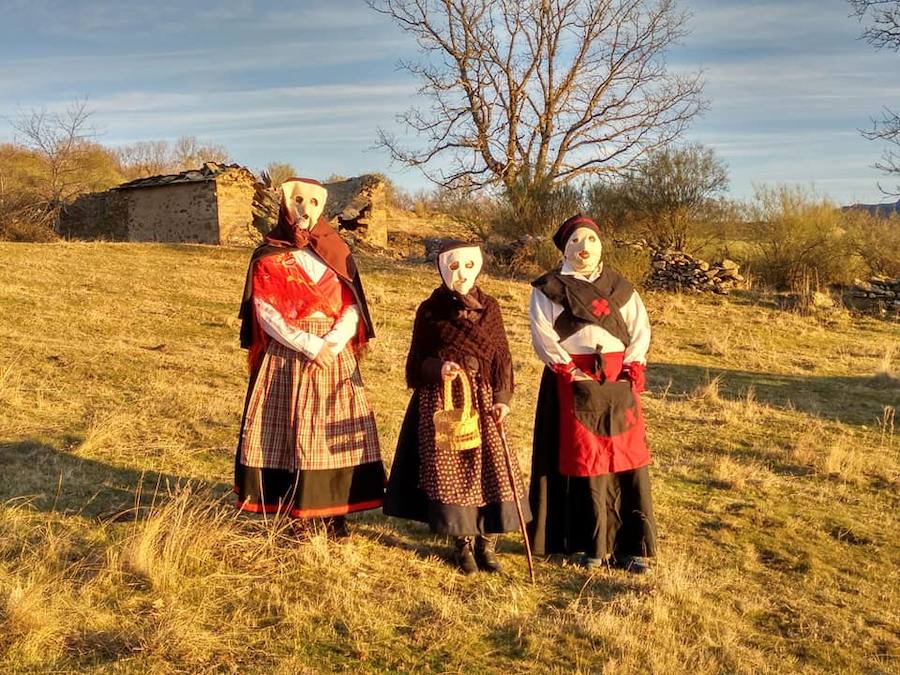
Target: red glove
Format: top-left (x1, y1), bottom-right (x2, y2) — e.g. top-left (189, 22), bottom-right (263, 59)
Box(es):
top-left (621, 362), bottom-right (646, 393)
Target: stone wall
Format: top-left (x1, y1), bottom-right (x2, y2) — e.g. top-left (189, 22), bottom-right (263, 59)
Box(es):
top-left (648, 249), bottom-right (745, 294)
top-left (60, 191), bottom-right (129, 240)
top-left (216, 172), bottom-right (260, 246)
top-left (324, 175), bottom-right (389, 248)
top-left (125, 182), bottom-right (219, 244)
top-left (844, 276), bottom-right (900, 316)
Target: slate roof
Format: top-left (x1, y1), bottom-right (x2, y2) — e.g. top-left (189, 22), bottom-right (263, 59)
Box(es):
top-left (114, 162), bottom-right (256, 191)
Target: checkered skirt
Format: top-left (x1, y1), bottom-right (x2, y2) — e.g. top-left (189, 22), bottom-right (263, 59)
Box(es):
top-left (240, 317), bottom-right (382, 471)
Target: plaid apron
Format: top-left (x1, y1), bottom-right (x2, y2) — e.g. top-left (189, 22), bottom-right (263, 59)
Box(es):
top-left (240, 317), bottom-right (382, 471)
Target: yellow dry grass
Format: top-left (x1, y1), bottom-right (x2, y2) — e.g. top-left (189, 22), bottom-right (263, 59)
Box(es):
top-left (0, 241), bottom-right (898, 673)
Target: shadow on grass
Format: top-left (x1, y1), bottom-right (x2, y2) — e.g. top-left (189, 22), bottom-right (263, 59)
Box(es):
top-left (355, 517), bottom-right (454, 564)
top-left (0, 438), bottom-right (231, 521)
top-left (650, 362), bottom-right (897, 427)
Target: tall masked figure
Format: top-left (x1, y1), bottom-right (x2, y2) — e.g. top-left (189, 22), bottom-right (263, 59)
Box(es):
top-left (528, 215), bottom-right (657, 572)
top-left (384, 242), bottom-right (530, 574)
top-left (234, 178), bottom-right (385, 536)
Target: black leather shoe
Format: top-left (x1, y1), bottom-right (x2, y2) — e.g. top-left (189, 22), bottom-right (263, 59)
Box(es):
top-left (579, 555), bottom-right (607, 570)
top-left (475, 534), bottom-right (502, 573)
top-left (454, 536), bottom-right (478, 575)
top-left (612, 555), bottom-right (652, 574)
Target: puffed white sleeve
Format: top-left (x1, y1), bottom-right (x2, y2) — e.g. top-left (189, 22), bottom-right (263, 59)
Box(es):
top-left (621, 290), bottom-right (651, 365)
top-left (254, 297), bottom-right (325, 359)
top-left (529, 287), bottom-right (573, 366)
top-left (322, 304), bottom-right (360, 354)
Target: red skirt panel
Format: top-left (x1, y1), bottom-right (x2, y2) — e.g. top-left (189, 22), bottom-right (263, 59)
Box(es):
top-left (556, 352), bottom-right (650, 477)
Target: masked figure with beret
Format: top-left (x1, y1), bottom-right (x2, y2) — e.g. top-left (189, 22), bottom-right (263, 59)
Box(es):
top-left (384, 242), bottom-right (531, 574)
top-left (234, 178), bottom-right (385, 537)
top-left (528, 215), bottom-right (657, 573)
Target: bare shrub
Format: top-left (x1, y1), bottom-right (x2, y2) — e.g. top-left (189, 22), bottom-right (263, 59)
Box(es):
top-left (843, 209), bottom-right (900, 277)
top-left (604, 243), bottom-right (651, 287)
top-left (743, 185), bottom-right (858, 290)
top-left (0, 215), bottom-right (57, 242)
top-left (490, 170), bottom-right (583, 240)
top-left (587, 143), bottom-right (734, 252)
top-left (263, 161), bottom-right (296, 189)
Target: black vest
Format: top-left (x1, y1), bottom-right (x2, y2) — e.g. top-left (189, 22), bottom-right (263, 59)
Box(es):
top-left (531, 265), bottom-right (635, 346)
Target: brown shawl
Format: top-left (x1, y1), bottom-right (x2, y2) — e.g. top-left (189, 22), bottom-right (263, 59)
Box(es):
top-left (405, 285), bottom-right (514, 402)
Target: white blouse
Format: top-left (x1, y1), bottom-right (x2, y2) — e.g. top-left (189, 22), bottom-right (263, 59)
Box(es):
top-left (253, 249), bottom-right (360, 359)
top-left (529, 262), bottom-right (651, 367)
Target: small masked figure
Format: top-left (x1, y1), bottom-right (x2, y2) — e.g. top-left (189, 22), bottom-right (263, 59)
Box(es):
top-left (384, 242), bottom-right (530, 574)
top-left (235, 178), bottom-right (385, 536)
top-left (528, 214), bottom-right (657, 573)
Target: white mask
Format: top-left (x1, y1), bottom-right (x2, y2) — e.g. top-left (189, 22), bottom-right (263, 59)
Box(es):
top-left (281, 180), bottom-right (327, 230)
top-left (438, 246), bottom-right (483, 295)
top-left (564, 226), bottom-right (602, 273)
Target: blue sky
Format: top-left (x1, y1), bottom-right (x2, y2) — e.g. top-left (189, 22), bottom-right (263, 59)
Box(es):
top-left (1, 0), bottom-right (897, 205)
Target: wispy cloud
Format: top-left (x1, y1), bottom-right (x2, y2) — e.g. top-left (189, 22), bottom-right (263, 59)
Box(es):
top-left (0, 0), bottom-right (896, 201)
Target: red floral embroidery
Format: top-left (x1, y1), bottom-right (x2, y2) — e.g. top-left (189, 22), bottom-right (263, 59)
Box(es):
top-left (591, 298), bottom-right (610, 317)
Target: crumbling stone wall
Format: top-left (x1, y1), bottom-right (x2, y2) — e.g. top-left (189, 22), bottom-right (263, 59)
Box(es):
top-left (324, 176), bottom-right (389, 248)
top-left (216, 172), bottom-right (259, 246)
top-left (845, 276), bottom-right (900, 316)
top-left (648, 249), bottom-right (745, 294)
top-left (126, 182), bottom-right (219, 244)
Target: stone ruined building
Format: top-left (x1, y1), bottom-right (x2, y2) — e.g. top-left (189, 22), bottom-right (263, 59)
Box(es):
top-left (251, 174), bottom-right (391, 249)
top-left (62, 165), bottom-right (391, 248)
top-left (323, 175), bottom-right (389, 248)
top-left (60, 163), bottom-right (261, 246)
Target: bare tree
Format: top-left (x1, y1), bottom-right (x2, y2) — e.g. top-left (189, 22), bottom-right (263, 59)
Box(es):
top-left (588, 143), bottom-right (730, 250)
top-left (172, 136), bottom-right (230, 171)
top-left (115, 137), bottom-right (231, 179)
top-left (115, 140), bottom-right (173, 179)
top-left (368, 0), bottom-right (705, 191)
top-left (264, 161), bottom-right (297, 188)
top-left (11, 98), bottom-right (97, 227)
top-left (862, 108), bottom-right (900, 194)
top-left (850, 0), bottom-right (900, 195)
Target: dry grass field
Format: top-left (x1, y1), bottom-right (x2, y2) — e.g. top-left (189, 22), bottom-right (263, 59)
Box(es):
top-left (0, 241), bottom-right (898, 674)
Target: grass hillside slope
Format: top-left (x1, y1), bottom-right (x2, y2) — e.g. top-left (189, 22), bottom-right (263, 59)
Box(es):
top-left (0, 242), bottom-right (897, 674)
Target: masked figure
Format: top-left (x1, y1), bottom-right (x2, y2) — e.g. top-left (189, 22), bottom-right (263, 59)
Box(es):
top-left (384, 242), bottom-right (530, 574)
top-left (234, 178), bottom-right (385, 536)
top-left (528, 214), bottom-right (656, 573)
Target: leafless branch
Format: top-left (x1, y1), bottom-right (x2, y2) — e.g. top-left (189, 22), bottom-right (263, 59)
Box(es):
top-left (850, 0), bottom-right (900, 50)
top-left (368, 0), bottom-right (705, 191)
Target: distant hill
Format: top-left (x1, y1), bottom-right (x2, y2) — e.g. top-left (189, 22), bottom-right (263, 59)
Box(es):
top-left (842, 198), bottom-right (900, 216)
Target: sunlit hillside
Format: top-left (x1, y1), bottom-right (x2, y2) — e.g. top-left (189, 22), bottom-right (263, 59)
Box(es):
top-left (0, 242), bottom-right (897, 673)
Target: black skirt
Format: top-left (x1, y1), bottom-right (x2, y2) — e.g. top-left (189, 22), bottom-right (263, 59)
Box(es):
top-left (528, 368), bottom-right (657, 559)
top-left (234, 456), bottom-right (386, 518)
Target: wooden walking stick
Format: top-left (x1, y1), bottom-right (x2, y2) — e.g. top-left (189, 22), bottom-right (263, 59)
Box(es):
top-left (496, 415), bottom-right (536, 584)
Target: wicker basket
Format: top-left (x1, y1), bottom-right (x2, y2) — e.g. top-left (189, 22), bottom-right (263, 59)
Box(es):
top-left (433, 372), bottom-right (481, 452)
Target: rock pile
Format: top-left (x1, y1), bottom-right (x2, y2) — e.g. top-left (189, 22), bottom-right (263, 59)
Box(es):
top-left (845, 276), bottom-right (900, 315)
top-left (648, 249), bottom-right (745, 294)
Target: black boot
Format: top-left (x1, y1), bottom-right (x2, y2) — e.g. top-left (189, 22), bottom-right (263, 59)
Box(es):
top-left (453, 536), bottom-right (478, 575)
top-left (475, 534), bottom-right (501, 573)
top-left (324, 516), bottom-right (350, 539)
